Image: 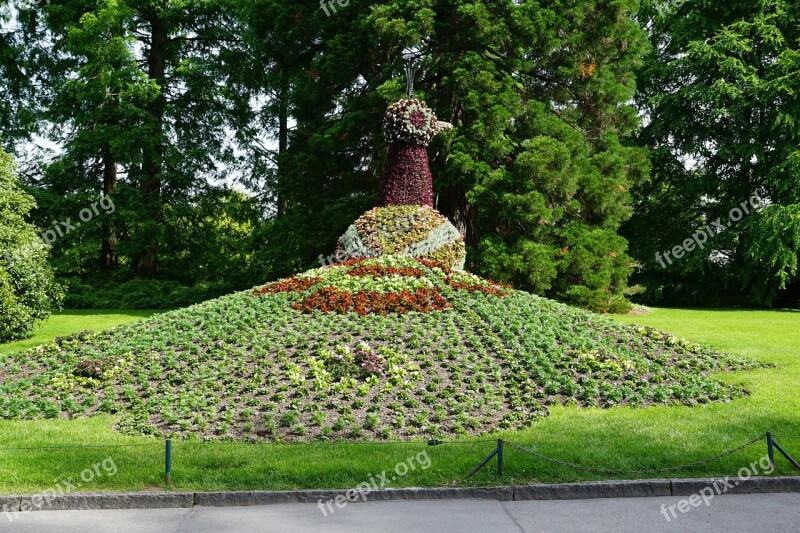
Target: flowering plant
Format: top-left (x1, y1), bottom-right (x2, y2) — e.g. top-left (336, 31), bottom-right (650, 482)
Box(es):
top-left (252, 255), bottom-right (508, 315)
top-left (337, 206), bottom-right (467, 270)
top-left (74, 357), bottom-right (117, 379)
top-left (383, 99), bottom-right (449, 147)
top-left (316, 342), bottom-right (389, 380)
top-left (294, 287), bottom-right (450, 315)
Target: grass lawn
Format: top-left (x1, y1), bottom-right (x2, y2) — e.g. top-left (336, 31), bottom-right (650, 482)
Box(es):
top-left (0, 310), bottom-right (159, 356)
top-left (1, 307), bottom-right (798, 493)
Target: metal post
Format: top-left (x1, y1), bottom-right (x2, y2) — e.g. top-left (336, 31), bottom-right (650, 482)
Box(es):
top-left (497, 439), bottom-right (504, 477)
top-left (467, 446), bottom-right (499, 478)
top-left (165, 439), bottom-right (172, 485)
top-left (773, 439), bottom-right (800, 470)
top-left (767, 432), bottom-right (775, 470)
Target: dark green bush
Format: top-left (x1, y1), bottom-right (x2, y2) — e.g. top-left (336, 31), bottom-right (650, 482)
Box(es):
top-left (63, 278), bottom-right (234, 309)
top-left (562, 286), bottom-right (632, 315)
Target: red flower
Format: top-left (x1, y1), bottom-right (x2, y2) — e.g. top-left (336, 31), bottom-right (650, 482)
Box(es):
top-left (347, 264), bottom-right (425, 278)
top-left (293, 287), bottom-right (450, 315)
top-left (444, 276), bottom-right (511, 296)
top-left (378, 144), bottom-right (434, 207)
top-left (254, 277), bottom-right (318, 295)
top-left (409, 110), bottom-right (426, 128)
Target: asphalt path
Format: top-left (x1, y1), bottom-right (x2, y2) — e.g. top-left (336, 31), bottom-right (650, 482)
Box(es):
top-left (3, 493), bottom-right (799, 532)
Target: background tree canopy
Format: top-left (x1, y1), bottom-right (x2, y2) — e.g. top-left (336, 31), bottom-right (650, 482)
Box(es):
top-left (0, 0), bottom-right (797, 326)
top-left (628, 0), bottom-right (800, 307)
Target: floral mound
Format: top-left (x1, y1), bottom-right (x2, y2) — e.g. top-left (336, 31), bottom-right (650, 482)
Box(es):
top-left (337, 205), bottom-right (467, 270)
top-left (0, 259), bottom-right (764, 442)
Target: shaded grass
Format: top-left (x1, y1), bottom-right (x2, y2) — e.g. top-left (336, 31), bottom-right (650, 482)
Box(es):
top-left (0, 307), bottom-right (798, 493)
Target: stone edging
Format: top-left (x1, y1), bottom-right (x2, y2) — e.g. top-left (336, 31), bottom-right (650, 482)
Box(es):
top-left (1, 477), bottom-right (799, 513)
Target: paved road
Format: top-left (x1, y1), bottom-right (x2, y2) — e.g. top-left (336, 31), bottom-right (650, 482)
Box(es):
top-left (3, 494), bottom-right (799, 532)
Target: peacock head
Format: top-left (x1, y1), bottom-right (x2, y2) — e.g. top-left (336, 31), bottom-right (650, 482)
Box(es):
top-left (383, 98), bottom-right (453, 147)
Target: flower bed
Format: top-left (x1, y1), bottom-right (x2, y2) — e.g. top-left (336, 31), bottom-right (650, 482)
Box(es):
top-left (252, 255), bottom-right (508, 315)
top-left (337, 206), bottom-right (467, 270)
top-left (294, 287), bottom-right (451, 315)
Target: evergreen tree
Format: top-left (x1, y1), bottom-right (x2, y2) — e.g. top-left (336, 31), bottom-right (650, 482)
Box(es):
top-left (630, 0), bottom-right (800, 305)
top-left (6, 0), bottom-right (258, 288)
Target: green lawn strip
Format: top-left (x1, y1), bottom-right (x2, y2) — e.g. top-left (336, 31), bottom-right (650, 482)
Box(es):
top-left (0, 310), bottom-right (159, 356)
top-left (1, 307), bottom-right (799, 493)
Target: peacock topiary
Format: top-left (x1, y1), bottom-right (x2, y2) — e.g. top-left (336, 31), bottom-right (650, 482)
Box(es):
top-left (336, 97), bottom-right (465, 268)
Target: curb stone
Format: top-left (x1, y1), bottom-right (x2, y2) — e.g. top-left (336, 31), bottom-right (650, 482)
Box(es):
top-left (514, 479), bottom-right (671, 500)
top-left (0, 492), bottom-right (193, 513)
top-left (1, 477), bottom-right (798, 513)
top-left (195, 486), bottom-right (513, 507)
top-left (0, 495), bottom-right (20, 513)
top-left (670, 476), bottom-right (800, 496)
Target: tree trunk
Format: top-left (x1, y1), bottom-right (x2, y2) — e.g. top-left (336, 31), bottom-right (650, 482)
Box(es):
top-left (101, 146), bottom-right (117, 269)
top-left (276, 73), bottom-right (289, 216)
top-left (437, 184), bottom-right (479, 268)
top-left (136, 9), bottom-right (168, 275)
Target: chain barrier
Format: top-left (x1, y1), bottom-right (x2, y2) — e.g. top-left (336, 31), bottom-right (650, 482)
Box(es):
top-left (504, 434), bottom-right (767, 475)
top-left (0, 443), bottom-right (159, 451)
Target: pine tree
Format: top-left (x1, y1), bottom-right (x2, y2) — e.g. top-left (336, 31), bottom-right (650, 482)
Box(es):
top-left (9, 0), bottom-right (254, 282)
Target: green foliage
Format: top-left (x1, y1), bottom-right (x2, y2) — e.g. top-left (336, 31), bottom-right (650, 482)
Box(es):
top-left (1, 307), bottom-right (799, 493)
top-left (45, 187), bottom-right (264, 308)
top-left (241, 0), bottom-right (650, 309)
top-left (63, 278), bottom-right (233, 310)
top-left (630, 0), bottom-right (800, 306)
top-left (0, 149), bottom-right (63, 342)
top-left (4, 0), bottom-right (653, 312)
top-left (5, 0), bottom-right (262, 298)
top-left (10, 0), bottom-right (797, 311)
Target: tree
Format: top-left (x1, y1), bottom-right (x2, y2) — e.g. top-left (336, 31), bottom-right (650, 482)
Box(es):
top-left (6, 0), bottom-right (258, 290)
top-left (0, 3), bottom-right (37, 145)
top-left (629, 0), bottom-right (800, 306)
top-left (249, 0), bottom-right (649, 310)
top-left (0, 148), bottom-right (62, 342)
top-left (3, 0), bottom-right (651, 311)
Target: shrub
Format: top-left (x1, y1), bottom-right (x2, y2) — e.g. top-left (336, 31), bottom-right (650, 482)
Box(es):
top-left (63, 278), bottom-right (232, 309)
top-left (563, 286), bottom-right (632, 314)
top-left (0, 149), bottom-right (63, 342)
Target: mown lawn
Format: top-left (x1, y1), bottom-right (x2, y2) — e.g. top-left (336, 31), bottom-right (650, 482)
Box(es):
top-left (0, 307), bottom-right (798, 493)
top-left (0, 310), bottom-right (159, 356)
